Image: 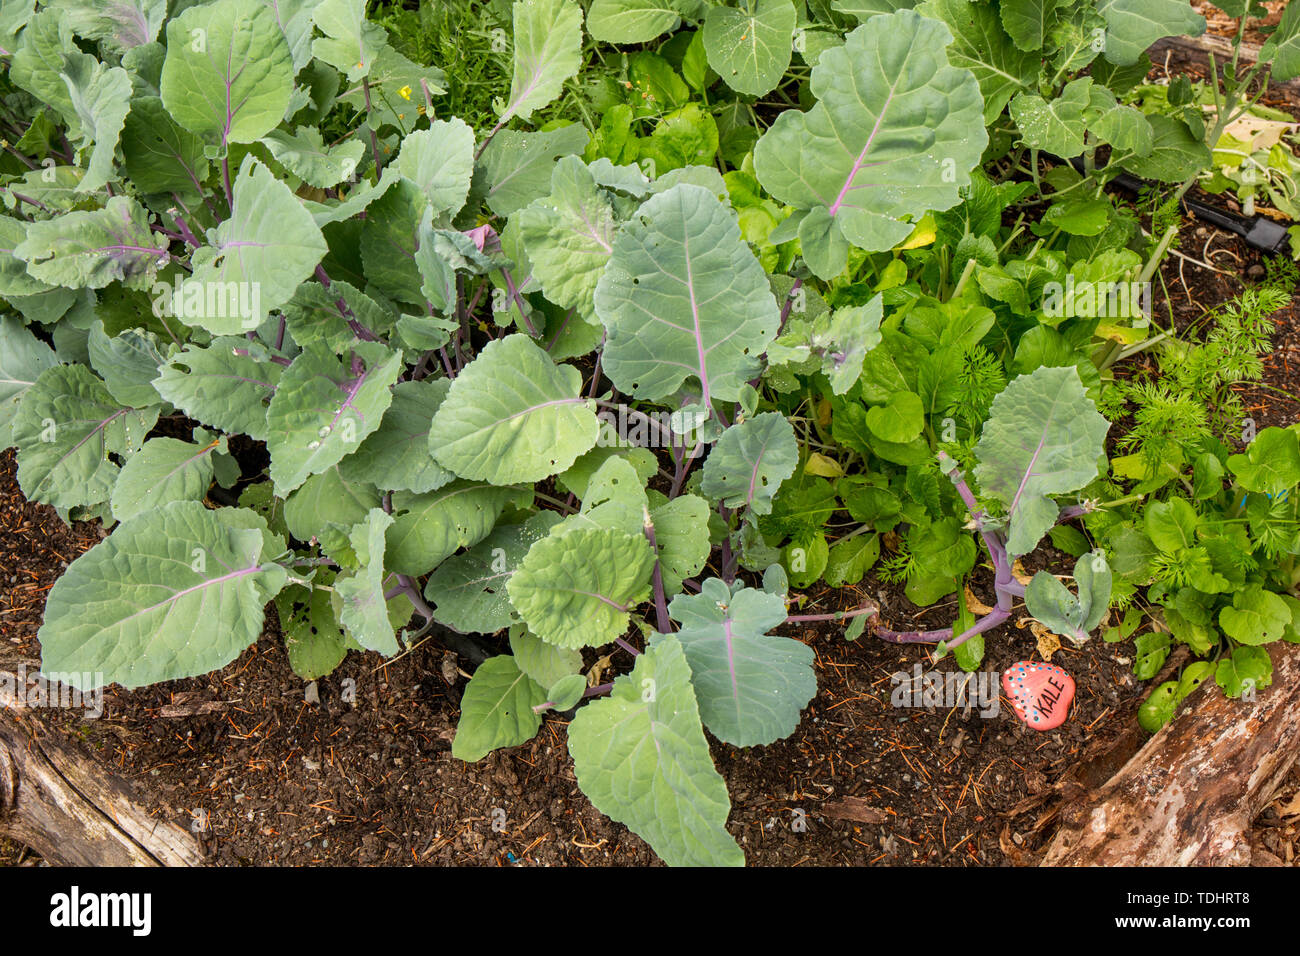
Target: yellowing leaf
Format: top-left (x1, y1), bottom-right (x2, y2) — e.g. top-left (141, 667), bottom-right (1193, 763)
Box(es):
top-left (804, 452), bottom-right (844, 478)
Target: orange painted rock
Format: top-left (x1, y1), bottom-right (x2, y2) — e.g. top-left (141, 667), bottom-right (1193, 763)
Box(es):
top-left (1003, 661), bottom-right (1074, 730)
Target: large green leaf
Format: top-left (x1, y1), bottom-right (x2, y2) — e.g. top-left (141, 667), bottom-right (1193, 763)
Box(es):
top-left (13, 197), bottom-right (167, 291)
top-left (109, 434), bottom-right (225, 522)
top-left (385, 481), bottom-right (523, 576)
top-left (999, 0), bottom-right (1058, 51)
top-left (38, 502), bottom-right (287, 690)
top-left (700, 412), bottom-right (798, 515)
top-left (918, 0), bottom-right (1035, 124)
top-left (87, 322), bottom-right (169, 409)
top-left (160, 0), bottom-right (295, 147)
top-left (120, 96), bottom-right (211, 201)
top-left (568, 635), bottom-right (744, 866)
top-left (152, 336), bottom-right (282, 442)
top-left (1227, 428), bottom-right (1300, 495)
top-left (276, 570), bottom-right (354, 681)
top-left (594, 183), bottom-right (780, 406)
top-left (668, 577), bottom-right (814, 746)
top-left (753, 10), bottom-right (987, 278)
top-left (506, 527), bottom-right (654, 647)
top-left (452, 655), bottom-right (547, 761)
top-left (429, 333), bottom-right (599, 484)
top-left (283, 465), bottom-right (380, 543)
top-left (647, 491), bottom-right (710, 597)
top-left (510, 625), bottom-right (583, 688)
top-left (973, 365), bottom-right (1110, 556)
top-left (1123, 115), bottom-right (1212, 182)
top-left (186, 156), bottom-right (328, 333)
top-left (53, 0), bottom-right (166, 52)
top-left (425, 511), bottom-right (563, 633)
top-left (57, 54), bottom-right (132, 194)
top-left (265, 342), bottom-right (403, 494)
top-left (516, 156), bottom-right (617, 321)
top-left (1097, 0), bottom-right (1204, 66)
top-left (502, 0), bottom-right (583, 123)
top-left (702, 0), bottom-right (796, 97)
top-left (396, 119), bottom-right (476, 219)
top-left (338, 379), bottom-right (455, 494)
top-left (478, 124), bottom-right (591, 217)
top-left (11, 364), bottom-right (157, 509)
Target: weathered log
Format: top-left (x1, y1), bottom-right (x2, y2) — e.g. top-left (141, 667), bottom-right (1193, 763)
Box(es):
top-left (1042, 640), bottom-right (1300, 865)
top-left (0, 670), bottom-right (205, 867)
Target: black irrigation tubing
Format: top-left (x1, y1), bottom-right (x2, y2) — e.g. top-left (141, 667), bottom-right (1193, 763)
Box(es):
top-left (1065, 154), bottom-right (1294, 255)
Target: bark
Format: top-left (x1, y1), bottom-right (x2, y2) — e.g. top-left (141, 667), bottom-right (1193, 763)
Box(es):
top-left (1042, 641), bottom-right (1300, 866)
top-left (0, 667), bottom-right (205, 867)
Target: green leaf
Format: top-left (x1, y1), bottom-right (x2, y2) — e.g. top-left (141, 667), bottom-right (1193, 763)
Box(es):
top-left (1123, 115), bottom-right (1212, 182)
top-left (1261, 0), bottom-right (1300, 81)
top-left (1133, 630), bottom-right (1171, 679)
top-left (1025, 551), bottom-right (1112, 643)
top-left (824, 532), bottom-right (880, 586)
top-left (516, 156), bottom-right (618, 322)
top-left (39, 501), bottom-right (286, 690)
top-left (186, 156), bottom-right (328, 333)
top-left (1214, 645), bottom-right (1273, 699)
top-left (702, 0), bottom-right (796, 97)
top-left (754, 9), bottom-right (987, 277)
top-left (700, 412), bottom-right (798, 515)
top-left (283, 465), bottom-right (380, 543)
top-left (647, 492), bottom-right (711, 597)
top-left (569, 635), bottom-right (743, 866)
top-left (152, 336), bottom-right (282, 442)
top-left (452, 655), bottom-right (547, 761)
top-left (310, 0), bottom-right (389, 82)
top-left (262, 127), bottom-right (367, 189)
top-left (507, 527), bottom-right (655, 648)
top-left (509, 625), bottom-right (583, 688)
top-left (0, 217), bottom-right (55, 298)
top-left (865, 391), bottom-right (925, 443)
top-left (547, 672), bottom-right (588, 710)
top-left (58, 55), bottom-right (132, 194)
top-left (160, 0), bottom-right (295, 147)
top-left (334, 508), bottom-right (399, 654)
top-left (12, 364), bottom-right (157, 509)
top-left (668, 577), bottom-right (814, 746)
top-left (479, 125), bottom-right (591, 218)
top-left (109, 434), bottom-right (224, 521)
top-left (1220, 587), bottom-right (1291, 646)
top-left (429, 333), bottom-right (598, 485)
top-left (338, 379), bottom-right (454, 494)
top-left (0, 316), bottom-right (58, 449)
top-left (918, 0), bottom-right (1036, 123)
top-left (385, 481), bottom-right (523, 576)
top-left (424, 511), bottom-right (563, 633)
top-left (595, 183), bottom-right (780, 405)
top-left (13, 197), bottom-right (167, 291)
top-left (1227, 428), bottom-right (1300, 495)
top-left (359, 177), bottom-right (428, 305)
top-left (87, 322), bottom-right (169, 409)
top-left (1000, 0), bottom-right (1058, 51)
top-left (265, 342), bottom-right (403, 495)
top-left (973, 365), bottom-right (1110, 556)
top-left (503, 0), bottom-right (583, 123)
top-left (50, 0), bottom-right (166, 53)
top-left (1137, 680), bottom-right (1178, 732)
top-left (1097, 0), bottom-right (1204, 67)
top-left (396, 119), bottom-right (476, 218)
top-left (276, 571), bottom-right (354, 681)
top-left (587, 0), bottom-right (685, 44)
top-left (1009, 78), bottom-right (1090, 157)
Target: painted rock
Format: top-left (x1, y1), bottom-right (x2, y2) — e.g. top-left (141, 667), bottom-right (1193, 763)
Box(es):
top-left (1002, 661), bottom-right (1075, 730)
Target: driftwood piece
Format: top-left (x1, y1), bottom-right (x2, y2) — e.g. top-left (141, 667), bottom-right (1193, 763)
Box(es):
top-left (1042, 640), bottom-right (1300, 866)
top-left (0, 670), bottom-right (205, 866)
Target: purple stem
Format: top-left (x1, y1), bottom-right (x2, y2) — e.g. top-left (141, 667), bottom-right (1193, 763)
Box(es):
top-left (583, 682), bottom-right (614, 699)
top-left (500, 267), bottom-right (537, 336)
top-left (777, 277), bottom-right (804, 334)
top-left (232, 348), bottom-right (292, 367)
top-left (785, 601), bottom-right (880, 625)
top-left (875, 605), bottom-right (1011, 653)
top-left (643, 519), bottom-right (671, 634)
top-left (614, 637), bottom-right (641, 657)
top-left (315, 264), bottom-right (380, 342)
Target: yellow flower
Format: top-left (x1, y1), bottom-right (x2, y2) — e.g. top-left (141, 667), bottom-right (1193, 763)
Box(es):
top-left (398, 84), bottom-right (412, 101)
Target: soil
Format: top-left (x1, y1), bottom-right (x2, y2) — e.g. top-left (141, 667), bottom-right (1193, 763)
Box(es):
top-left (4, 28), bottom-right (1300, 868)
